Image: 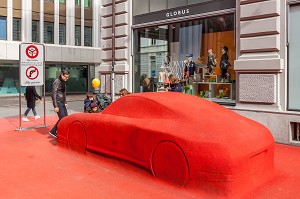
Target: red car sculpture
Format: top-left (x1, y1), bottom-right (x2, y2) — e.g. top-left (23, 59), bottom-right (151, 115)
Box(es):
top-left (57, 92), bottom-right (274, 196)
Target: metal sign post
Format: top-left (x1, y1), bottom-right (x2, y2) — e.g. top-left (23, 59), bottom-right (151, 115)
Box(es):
top-left (111, 0), bottom-right (116, 102)
top-left (17, 43), bottom-right (46, 131)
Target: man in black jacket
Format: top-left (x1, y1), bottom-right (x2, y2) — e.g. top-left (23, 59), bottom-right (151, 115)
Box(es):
top-left (49, 69), bottom-right (69, 138)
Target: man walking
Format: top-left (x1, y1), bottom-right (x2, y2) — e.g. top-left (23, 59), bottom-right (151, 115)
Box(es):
top-left (49, 69), bottom-right (69, 138)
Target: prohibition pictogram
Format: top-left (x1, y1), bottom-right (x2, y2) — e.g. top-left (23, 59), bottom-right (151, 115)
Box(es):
top-left (26, 66), bottom-right (39, 80)
top-left (26, 45), bottom-right (39, 59)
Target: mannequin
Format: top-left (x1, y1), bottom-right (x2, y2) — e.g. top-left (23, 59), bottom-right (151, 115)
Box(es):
top-left (220, 46), bottom-right (231, 83)
top-left (183, 54), bottom-right (196, 84)
top-left (207, 48), bottom-right (217, 75)
top-left (158, 67), bottom-right (168, 83)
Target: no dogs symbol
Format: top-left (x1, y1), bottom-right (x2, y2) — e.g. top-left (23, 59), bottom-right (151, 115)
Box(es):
top-left (26, 45), bottom-right (39, 59)
top-left (26, 66), bottom-right (39, 80)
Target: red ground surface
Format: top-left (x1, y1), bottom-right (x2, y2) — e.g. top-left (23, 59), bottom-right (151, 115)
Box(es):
top-left (1, 115), bottom-right (300, 198)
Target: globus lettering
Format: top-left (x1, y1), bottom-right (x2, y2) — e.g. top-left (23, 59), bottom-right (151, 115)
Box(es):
top-left (166, 9), bottom-right (190, 18)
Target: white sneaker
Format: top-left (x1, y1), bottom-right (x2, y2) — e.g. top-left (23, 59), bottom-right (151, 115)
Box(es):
top-left (22, 117), bottom-right (29, 122)
top-left (34, 115), bottom-right (40, 120)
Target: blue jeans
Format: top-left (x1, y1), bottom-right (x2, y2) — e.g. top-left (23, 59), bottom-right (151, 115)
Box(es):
top-left (50, 102), bottom-right (68, 134)
top-left (24, 107), bottom-right (37, 116)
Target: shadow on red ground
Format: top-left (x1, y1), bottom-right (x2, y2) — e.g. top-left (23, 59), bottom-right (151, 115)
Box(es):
top-left (0, 116), bottom-right (300, 198)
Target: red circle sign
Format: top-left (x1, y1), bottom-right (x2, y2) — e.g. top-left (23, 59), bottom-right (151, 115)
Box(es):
top-left (26, 66), bottom-right (39, 80)
top-left (26, 45), bottom-right (39, 59)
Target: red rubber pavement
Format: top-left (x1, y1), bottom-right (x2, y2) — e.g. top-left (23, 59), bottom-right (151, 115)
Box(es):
top-left (1, 116), bottom-right (300, 198)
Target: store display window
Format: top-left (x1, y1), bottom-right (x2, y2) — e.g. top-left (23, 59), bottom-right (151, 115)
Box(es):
top-left (45, 64), bottom-right (88, 93)
top-left (0, 63), bottom-right (24, 95)
top-left (133, 13), bottom-right (236, 104)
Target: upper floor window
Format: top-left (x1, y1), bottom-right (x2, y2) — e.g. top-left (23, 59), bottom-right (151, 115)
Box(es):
top-left (32, 20), bottom-right (39, 43)
top-left (59, 23), bottom-right (66, 45)
top-left (84, 0), bottom-right (92, 8)
top-left (44, 22), bottom-right (54, 44)
top-left (84, 26), bottom-right (92, 46)
top-left (75, 25), bottom-right (81, 46)
top-left (75, 0), bottom-right (81, 6)
top-left (13, 18), bottom-right (21, 41)
top-left (0, 17), bottom-right (6, 40)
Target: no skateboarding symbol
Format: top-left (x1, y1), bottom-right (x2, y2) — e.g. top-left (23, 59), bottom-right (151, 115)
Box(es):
top-left (26, 66), bottom-right (39, 80)
top-left (26, 45), bottom-right (39, 59)
top-left (20, 43), bottom-right (44, 86)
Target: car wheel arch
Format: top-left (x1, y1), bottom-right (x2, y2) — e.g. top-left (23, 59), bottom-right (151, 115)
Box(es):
top-left (150, 140), bottom-right (190, 186)
top-left (67, 120), bottom-right (87, 153)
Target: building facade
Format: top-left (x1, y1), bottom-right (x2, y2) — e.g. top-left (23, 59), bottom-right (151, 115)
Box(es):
top-left (0, 0), bottom-right (101, 95)
top-left (100, 0), bottom-right (300, 146)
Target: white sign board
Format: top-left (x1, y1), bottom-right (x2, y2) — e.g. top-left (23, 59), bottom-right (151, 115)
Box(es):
top-left (20, 43), bottom-right (45, 86)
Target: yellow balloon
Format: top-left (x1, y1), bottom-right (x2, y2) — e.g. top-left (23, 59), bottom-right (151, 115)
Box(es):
top-left (92, 78), bottom-right (100, 88)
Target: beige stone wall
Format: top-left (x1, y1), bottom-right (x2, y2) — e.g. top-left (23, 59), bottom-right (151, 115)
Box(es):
top-left (235, 0), bottom-right (285, 110)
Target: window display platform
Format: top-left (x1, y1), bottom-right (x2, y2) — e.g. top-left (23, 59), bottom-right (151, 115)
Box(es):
top-left (193, 81), bottom-right (234, 100)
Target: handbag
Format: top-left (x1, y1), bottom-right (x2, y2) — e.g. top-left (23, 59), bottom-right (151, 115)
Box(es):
top-left (221, 60), bottom-right (231, 69)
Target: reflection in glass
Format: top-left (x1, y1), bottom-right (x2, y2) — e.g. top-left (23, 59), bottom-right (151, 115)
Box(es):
top-left (45, 65), bottom-right (88, 93)
top-left (0, 64), bottom-right (23, 95)
top-left (32, 20), bottom-right (39, 43)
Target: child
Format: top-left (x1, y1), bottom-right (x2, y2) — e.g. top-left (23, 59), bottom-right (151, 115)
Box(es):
top-left (89, 102), bottom-right (101, 113)
top-left (84, 92), bottom-right (95, 113)
top-left (119, 88), bottom-right (131, 97)
top-left (167, 74), bottom-right (182, 93)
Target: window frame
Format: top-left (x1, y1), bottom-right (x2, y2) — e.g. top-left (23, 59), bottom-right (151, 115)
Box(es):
top-left (287, 2), bottom-right (300, 111)
top-left (32, 20), bottom-right (40, 43)
top-left (75, 25), bottom-right (81, 46)
top-left (0, 16), bottom-right (7, 40)
top-left (84, 26), bottom-right (92, 47)
top-left (13, 18), bottom-right (21, 41)
top-left (59, 23), bottom-right (66, 45)
top-left (44, 21), bottom-right (54, 44)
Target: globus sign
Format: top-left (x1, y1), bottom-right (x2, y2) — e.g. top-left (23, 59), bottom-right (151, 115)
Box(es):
top-left (20, 43), bottom-right (45, 86)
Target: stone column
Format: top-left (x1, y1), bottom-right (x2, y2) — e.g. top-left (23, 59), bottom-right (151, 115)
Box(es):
top-left (235, 0), bottom-right (285, 111)
top-left (100, 0), bottom-right (131, 93)
top-left (22, 0), bottom-right (32, 42)
top-left (66, 0), bottom-right (75, 45)
top-left (40, 0), bottom-right (44, 43)
top-left (54, 0), bottom-right (59, 44)
top-left (7, 0), bottom-right (13, 41)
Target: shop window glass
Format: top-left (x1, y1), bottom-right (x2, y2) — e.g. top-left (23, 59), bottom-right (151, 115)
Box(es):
top-left (44, 22), bottom-right (54, 44)
top-left (59, 23), bottom-right (66, 45)
top-left (133, 14), bottom-right (236, 104)
top-left (84, 26), bottom-right (92, 46)
top-left (84, 0), bottom-right (92, 8)
top-left (13, 18), bottom-right (21, 41)
top-left (75, 25), bottom-right (81, 46)
top-left (0, 63), bottom-right (25, 95)
top-left (45, 65), bottom-right (88, 93)
top-left (32, 20), bottom-right (39, 43)
top-left (288, 5), bottom-right (300, 110)
top-left (59, 0), bottom-right (65, 3)
top-left (0, 17), bottom-right (7, 40)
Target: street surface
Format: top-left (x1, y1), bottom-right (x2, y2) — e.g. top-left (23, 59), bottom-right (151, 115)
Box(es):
top-left (1, 94), bottom-right (300, 198)
top-left (0, 94), bottom-right (84, 118)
